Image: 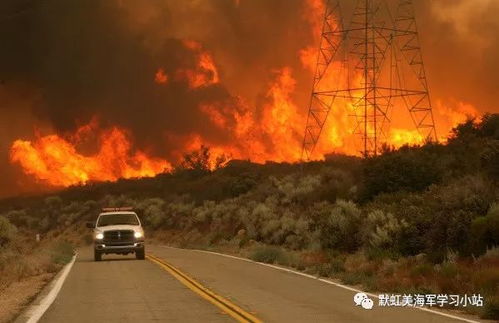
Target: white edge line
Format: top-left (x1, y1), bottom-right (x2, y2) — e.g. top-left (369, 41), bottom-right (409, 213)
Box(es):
top-left (25, 253), bottom-right (77, 323)
top-left (159, 245), bottom-right (480, 323)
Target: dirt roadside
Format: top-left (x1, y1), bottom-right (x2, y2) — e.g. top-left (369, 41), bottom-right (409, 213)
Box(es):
top-left (0, 273), bottom-right (54, 323)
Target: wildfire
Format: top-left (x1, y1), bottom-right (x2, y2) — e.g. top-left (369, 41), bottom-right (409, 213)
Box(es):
top-left (389, 129), bottom-right (424, 147)
top-left (433, 100), bottom-right (479, 140)
top-left (197, 67), bottom-right (304, 163)
top-left (8, 1), bottom-right (485, 189)
top-left (154, 68), bottom-right (168, 84)
top-left (294, 0), bottom-right (480, 156)
top-left (299, 0), bottom-right (327, 72)
top-left (10, 125), bottom-right (171, 187)
top-left (179, 40), bottom-right (219, 88)
top-left (257, 68), bottom-right (303, 161)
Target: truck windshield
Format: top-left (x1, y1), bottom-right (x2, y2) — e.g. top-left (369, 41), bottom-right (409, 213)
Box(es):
top-left (97, 213), bottom-right (139, 227)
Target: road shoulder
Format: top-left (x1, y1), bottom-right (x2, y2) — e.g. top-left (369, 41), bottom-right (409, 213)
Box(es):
top-left (13, 254), bottom-right (76, 323)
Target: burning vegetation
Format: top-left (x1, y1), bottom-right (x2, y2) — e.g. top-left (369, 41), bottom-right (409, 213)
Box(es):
top-left (10, 124), bottom-right (171, 187)
top-left (0, 0), bottom-right (490, 193)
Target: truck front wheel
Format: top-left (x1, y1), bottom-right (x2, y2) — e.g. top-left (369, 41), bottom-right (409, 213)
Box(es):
top-left (94, 250), bottom-right (102, 261)
top-left (136, 248), bottom-right (145, 260)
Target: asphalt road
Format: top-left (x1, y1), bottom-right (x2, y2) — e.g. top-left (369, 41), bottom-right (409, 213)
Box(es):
top-left (38, 245), bottom-right (477, 323)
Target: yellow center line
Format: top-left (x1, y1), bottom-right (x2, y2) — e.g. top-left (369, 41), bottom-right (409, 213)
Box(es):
top-left (146, 254), bottom-right (263, 323)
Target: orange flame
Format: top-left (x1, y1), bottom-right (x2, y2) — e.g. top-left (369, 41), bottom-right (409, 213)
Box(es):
top-left (179, 40), bottom-right (219, 88)
top-left (10, 125), bottom-right (171, 187)
top-left (9, 5), bottom-right (485, 188)
top-left (295, 0), bottom-right (481, 156)
top-left (299, 0), bottom-right (326, 72)
top-left (154, 68), bottom-right (168, 84)
top-left (197, 68), bottom-right (303, 163)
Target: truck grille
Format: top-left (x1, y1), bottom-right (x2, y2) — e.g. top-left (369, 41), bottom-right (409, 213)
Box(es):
top-left (103, 230), bottom-right (134, 245)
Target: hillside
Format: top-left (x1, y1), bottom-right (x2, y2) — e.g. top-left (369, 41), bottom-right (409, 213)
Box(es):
top-left (0, 114), bottom-right (498, 319)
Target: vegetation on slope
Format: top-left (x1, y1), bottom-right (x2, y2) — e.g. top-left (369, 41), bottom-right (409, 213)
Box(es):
top-left (0, 114), bottom-right (498, 318)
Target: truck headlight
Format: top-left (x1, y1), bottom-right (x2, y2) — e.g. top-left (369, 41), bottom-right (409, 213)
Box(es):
top-left (134, 231), bottom-right (143, 238)
top-left (95, 233), bottom-right (104, 240)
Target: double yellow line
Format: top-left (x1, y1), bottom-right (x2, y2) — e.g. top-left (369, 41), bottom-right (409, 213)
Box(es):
top-left (147, 254), bottom-right (262, 323)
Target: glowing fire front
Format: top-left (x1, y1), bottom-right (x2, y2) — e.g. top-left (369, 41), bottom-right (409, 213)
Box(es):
top-left (10, 126), bottom-right (171, 187)
top-left (8, 0), bottom-right (481, 188)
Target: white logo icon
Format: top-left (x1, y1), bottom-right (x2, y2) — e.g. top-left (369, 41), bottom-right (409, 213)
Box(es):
top-left (354, 292), bottom-right (374, 310)
top-left (361, 298), bottom-right (374, 310)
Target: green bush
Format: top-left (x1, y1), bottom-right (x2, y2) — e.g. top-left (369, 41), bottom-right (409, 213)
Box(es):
top-left (470, 203), bottom-right (499, 255)
top-left (140, 198), bottom-right (166, 229)
top-left (51, 241), bottom-right (74, 265)
top-left (273, 174), bottom-right (321, 205)
top-left (229, 174), bottom-right (258, 197)
top-left (250, 246), bottom-right (284, 264)
top-left (340, 271), bottom-right (372, 286)
top-left (314, 200), bottom-right (362, 252)
top-left (361, 145), bottom-right (443, 200)
top-left (317, 167), bottom-right (357, 202)
top-left (364, 209), bottom-right (408, 251)
top-left (480, 140), bottom-right (499, 180)
top-left (329, 257), bottom-right (345, 273)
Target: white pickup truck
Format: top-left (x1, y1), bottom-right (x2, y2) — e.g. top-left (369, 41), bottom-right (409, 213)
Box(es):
top-left (87, 207), bottom-right (145, 261)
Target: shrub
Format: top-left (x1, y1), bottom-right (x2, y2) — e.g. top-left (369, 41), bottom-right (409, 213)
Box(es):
top-left (4, 210), bottom-right (33, 228)
top-left (439, 262), bottom-right (458, 279)
top-left (261, 219), bottom-right (281, 242)
top-left (479, 246), bottom-right (499, 262)
top-left (164, 199), bottom-right (195, 229)
top-left (340, 271), bottom-right (372, 286)
top-left (250, 246), bottom-right (284, 264)
top-left (0, 254), bottom-right (34, 289)
top-left (274, 250), bottom-right (303, 268)
top-left (177, 145), bottom-right (212, 173)
top-left (139, 198), bottom-right (166, 229)
top-left (482, 296), bottom-right (499, 320)
top-left (229, 174), bottom-right (258, 197)
top-left (273, 174), bottom-right (321, 205)
top-left (314, 200), bottom-right (362, 252)
top-left (364, 209), bottom-right (408, 251)
top-left (480, 140), bottom-right (499, 180)
top-left (362, 145), bottom-right (443, 200)
top-left (317, 167), bottom-right (356, 202)
top-left (50, 241), bottom-right (74, 265)
top-left (418, 175), bottom-right (496, 259)
top-left (470, 203), bottom-right (499, 255)
top-left (45, 195), bottom-right (63, 209)
top-left (410, 263), bottom-right (433, 278)
top-left (0, 216), bottom-right (17, 246)
top-left (329, 257), bottom-right (345, 273)
top-left (435, 175), bottom-right (493, 215)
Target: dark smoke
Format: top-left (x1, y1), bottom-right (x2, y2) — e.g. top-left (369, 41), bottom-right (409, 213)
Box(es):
top-left (414, 0), bottom-right (499, 112)
top-left (1, 0), bottom-right (309, 149)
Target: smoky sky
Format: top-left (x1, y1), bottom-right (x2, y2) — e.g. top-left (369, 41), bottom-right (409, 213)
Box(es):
top-left (0, 0), bottom-right (309, 148)
top-left (0, 0), bottom-right (498, 197)
top-left (415, 0), bottom-right (499, 112)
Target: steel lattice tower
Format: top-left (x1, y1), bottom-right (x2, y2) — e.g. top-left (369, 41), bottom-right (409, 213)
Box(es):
top-left (302, 0), bottom-right (437, 159)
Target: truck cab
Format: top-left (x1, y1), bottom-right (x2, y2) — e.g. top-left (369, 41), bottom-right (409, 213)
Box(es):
top-left (87, 207), bottom-right (145, 261)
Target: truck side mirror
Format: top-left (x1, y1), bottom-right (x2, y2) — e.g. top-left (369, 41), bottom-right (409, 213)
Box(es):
top-left (86, 222), bottom-right (95, 228)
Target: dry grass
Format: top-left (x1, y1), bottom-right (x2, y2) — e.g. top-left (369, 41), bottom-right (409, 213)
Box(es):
top-left (239, 244), bottom-right (499, 320)
top-left (0, 272), bottom-right (54, 323)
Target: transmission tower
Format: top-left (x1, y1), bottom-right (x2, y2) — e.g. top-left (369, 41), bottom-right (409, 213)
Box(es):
top-left (302, 0), bottom-right (437, 159)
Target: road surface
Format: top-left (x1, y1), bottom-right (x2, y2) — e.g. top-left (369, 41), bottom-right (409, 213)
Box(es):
top-left (37, 245), bottom-right (477, 322)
